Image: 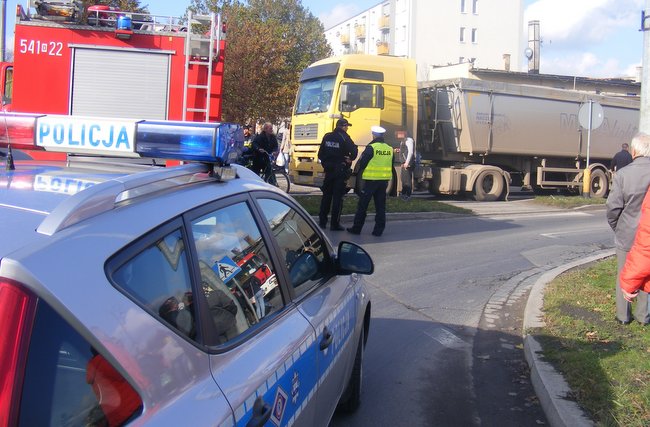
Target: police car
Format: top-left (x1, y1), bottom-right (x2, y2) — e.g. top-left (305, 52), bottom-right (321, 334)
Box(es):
top-left (0, 114), bottom-right (373, 426)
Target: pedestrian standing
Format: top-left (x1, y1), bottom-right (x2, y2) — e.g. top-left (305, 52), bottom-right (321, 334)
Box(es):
top-left (318, 118), bottom-right (358, 231)
top-left (611, 143), bottom-right (633, 172)
top-left (399, 132), bottom-right (415, 200)
top-left (278, 123), bottom-right (291, 171)
top-left (606, 132), bottom-right (650, 325)
top-left (347, 126), bottom-right (393, 237)
top-left (620, 186), bottom-right (650, 322)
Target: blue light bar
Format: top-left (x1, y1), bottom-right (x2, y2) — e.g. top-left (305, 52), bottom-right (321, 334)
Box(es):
top-left (135, 121), bottom-right (244, 164)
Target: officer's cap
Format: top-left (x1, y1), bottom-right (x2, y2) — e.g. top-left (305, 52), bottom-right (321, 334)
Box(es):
top-left (371, 126), bottom-right (386, 135)
top-left (336, 118), bottom-right (352, 127)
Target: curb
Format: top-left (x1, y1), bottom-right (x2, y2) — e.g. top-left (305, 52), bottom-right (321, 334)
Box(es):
top-left (522, 249), bottom-right (615, 427)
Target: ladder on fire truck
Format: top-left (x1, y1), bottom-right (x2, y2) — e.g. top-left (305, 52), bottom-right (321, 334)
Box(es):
top-left (182, 12), bottom-right (222, 122)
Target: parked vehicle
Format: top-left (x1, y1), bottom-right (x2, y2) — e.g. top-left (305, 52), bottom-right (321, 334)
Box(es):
top-left (0, 3), bottom-right (225, 161)
top-left (0, 113), bottom-right (373, 426)
top-left (289, 54), bottom-right (640, 200)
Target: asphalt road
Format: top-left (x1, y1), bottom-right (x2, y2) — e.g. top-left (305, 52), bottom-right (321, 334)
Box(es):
top-left (324, 200), bottom-right (611, 426)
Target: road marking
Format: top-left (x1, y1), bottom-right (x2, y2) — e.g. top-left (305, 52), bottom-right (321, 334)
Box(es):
top-left (540, 227), bottom-right (607, 238)
top-left (423, 327), bottom-right (467, 349)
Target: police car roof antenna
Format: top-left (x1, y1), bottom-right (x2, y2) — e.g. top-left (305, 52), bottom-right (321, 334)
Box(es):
top-left (2, 104), bottom-right (14, 171)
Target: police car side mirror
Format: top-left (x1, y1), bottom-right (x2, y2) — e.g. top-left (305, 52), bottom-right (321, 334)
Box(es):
top-left (336, 241), bottom-right (374, 275)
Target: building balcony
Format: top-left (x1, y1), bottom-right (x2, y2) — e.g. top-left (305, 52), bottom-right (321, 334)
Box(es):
top-left (355, 25), bottom-right (366, 39)
top-left (376, 41), bottom-right (389, 55)
top-left (340, 34), bottom-right (350, 45)
top-left (378, 15), bottom-right (390, 31)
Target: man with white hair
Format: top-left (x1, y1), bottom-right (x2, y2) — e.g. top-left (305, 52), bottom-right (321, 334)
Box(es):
top-left (347, 125), bottom-right (393, 236)
top-left (606, 132), bottom-right (650, 325)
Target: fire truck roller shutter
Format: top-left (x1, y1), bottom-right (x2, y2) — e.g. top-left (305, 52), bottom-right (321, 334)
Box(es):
top-left (71, 48), bottom-right (170, 119)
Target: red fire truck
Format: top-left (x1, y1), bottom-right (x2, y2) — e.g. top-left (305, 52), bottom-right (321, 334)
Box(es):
top-left (0, 2), bottom-right (226, 159)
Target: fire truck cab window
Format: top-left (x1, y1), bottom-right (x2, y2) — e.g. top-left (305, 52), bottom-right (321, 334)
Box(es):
top-left (257, 198), bottom-right (330, 297)
top-left (191, 202), bottom-right (282, 344)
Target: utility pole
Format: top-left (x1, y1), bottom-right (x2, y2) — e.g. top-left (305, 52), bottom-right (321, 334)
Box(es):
top-left (641, 0), bottom-right (650, 133)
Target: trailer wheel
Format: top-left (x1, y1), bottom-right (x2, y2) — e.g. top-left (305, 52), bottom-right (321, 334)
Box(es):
top-left (589, 169), bottom-right (608, 198)
top-left (473, 170), bottom-right (505, 202)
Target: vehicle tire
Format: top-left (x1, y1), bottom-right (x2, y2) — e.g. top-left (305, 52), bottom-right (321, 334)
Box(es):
top-left (473, 170), bottom-right (504, 202)
top-left (589, 168), bottom-right (608, 198)
top-left (273, 169), bottom-right (290, 193)
top-left (338, 328), bottom-right (364, 413)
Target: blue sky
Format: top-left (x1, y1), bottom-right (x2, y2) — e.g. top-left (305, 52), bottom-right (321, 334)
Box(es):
top-left (4, 0), bottom-right (644, 78)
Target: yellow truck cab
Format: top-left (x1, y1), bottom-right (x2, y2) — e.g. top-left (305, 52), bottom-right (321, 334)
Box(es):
top-left (290, 54), bottom-right (417, 192)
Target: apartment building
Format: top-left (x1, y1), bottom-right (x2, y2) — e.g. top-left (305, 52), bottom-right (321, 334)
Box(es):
top-left (324, 0), bottom-right (524, 81)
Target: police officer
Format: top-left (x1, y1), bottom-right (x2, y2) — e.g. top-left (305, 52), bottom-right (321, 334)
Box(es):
top-left (347, 126), bottom-right (393, 236)
top-left (318, 118), bottom-right (358, 231)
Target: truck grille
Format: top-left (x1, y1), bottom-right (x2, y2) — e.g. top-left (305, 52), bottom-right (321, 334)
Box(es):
top-left (294, 124), bottom-right (318, 140)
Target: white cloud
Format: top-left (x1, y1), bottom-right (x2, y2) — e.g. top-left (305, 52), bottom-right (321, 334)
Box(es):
top-left (318, 4), bottom-right (360, 30)
top-left (524, 0), bottom-right (641, 48)
top-left (524, 0), bottom-right (643, 77)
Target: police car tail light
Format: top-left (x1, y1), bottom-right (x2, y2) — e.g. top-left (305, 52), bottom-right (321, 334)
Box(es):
top-left (0, 113), bottom-right (41, 150)
top-left (136, 121), bottom-right (243, 165)
top-left (0, 279), bottom-right (36, 427)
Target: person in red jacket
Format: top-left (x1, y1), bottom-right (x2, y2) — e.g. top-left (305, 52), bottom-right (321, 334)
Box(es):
top-left (620, 186), bottom-right (650, 324)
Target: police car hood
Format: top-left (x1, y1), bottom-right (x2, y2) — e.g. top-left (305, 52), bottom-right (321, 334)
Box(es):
top-left (0, 162), bottom-right (122, 257)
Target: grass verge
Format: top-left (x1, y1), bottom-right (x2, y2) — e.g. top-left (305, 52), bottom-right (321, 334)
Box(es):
top-left (538, 257), bottom-right (650, 426)
top-left (292, 194), bottom-right (472, 216)
top-left (533, 195), bottom-right (607, 209)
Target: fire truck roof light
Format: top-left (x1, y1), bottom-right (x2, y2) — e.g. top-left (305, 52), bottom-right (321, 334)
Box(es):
top-left (0, 114), bottom-right (245, 167)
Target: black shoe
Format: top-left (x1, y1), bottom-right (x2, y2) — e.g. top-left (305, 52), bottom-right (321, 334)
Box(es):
top-left (330, 225), bottom-right (345, 231)
top-left (371, 230), bottom-right (382, 236)
top-left (616, 318), bottom-right (632, 325)
top-left (346, 227), bottom-right (361, 235)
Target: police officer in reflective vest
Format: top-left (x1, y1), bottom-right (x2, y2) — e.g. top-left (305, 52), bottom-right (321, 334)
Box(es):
top-left (347, 126), bottom-right (393, 237)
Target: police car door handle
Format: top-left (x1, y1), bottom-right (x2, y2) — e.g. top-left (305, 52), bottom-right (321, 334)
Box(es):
top-left (246, 396), bottom-right (272, 427)
top-left (320, 326), bottom-right (334, 350)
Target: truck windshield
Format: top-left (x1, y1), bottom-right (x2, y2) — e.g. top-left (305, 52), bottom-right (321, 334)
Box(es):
top-left (294, 77), bottom-right (335, 115)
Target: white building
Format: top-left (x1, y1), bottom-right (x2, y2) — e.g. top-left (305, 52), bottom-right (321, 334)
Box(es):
top-left (324, 0), bottom-right (524, 81)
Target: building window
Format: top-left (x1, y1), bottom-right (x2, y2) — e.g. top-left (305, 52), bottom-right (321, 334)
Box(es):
top-left (461, 0), bottom-right (466, 13)
top-left (471, 28), bottom-right (477, 43)
top-left (459, 27), bottom-right (466, 43)
top-left (472, 0), bottom-right (478, 14)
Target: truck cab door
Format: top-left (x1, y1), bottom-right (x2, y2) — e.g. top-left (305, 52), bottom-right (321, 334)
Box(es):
top-left (339, 82), bottom-right (383, 146)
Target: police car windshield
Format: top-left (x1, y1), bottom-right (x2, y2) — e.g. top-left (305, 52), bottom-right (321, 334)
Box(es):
top-left (294, 77), bottom-right (335, 115)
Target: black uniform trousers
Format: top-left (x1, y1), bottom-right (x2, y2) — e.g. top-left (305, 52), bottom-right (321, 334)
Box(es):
top-left (351, 180), bottom-right (388, 235)
top-left (318, 169), bottom-right (348, 228)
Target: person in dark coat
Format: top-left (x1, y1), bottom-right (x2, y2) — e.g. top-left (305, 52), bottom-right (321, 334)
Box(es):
top-left (318, 118), bottom-right (358, 230)
top-left (251, 122), bottom-right (278, 176)
top-left (611, 143), bottom-right (633, 172)
top-left (606, 133), bottom-right (650, 325)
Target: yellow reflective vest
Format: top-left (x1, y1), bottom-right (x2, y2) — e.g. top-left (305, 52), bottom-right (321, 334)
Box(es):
top-left (362, 142), bottom-right (393, 180)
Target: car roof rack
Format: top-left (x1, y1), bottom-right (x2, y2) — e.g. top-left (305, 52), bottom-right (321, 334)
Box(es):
top-left (37, 163), bottom-right (210, 236)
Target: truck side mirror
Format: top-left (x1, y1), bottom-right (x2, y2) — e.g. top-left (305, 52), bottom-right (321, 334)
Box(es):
top-left (339, 84), bottom-right (349, 112)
